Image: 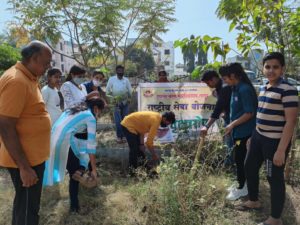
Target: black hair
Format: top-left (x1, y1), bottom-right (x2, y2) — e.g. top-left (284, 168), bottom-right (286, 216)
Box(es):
top-left (262, 52), bottom-right (285, 67)
top-left (162, 111), bottom-right (176, 124)
top-left (201, 70), bottom-right (220, 81)
top-left (219, 62), bottom-right (256, 90)
top-left (47, 68), bottom-right (62, 77)
top-left (219, 63), bottom-right (257, 110)
top-left (86, 98), bottom-right (105, 111)
top-left (93, 70), bottom-right (104, 77)
top-left (21, 41), bottom-right (49, 62)
top-left (69, 98), bottom-right (105, 115)
top-left (116, 65), bottom-right (124, 71)
top-left (66, 65), bottom-right (86, 81)
top-left (158, 70), bottom-right (167, 76)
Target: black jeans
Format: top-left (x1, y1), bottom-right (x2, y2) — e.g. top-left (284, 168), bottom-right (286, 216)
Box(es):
top-left (66, 133), bottom-right (89, 211)
top-left (7, 162), bottom-right (45, 225)
top-left (245, 130), bottom-right (290, 219)
top-left (233, 136), bottom-right (250, 189)
top-left (121, 125), bottom-right (145, 169)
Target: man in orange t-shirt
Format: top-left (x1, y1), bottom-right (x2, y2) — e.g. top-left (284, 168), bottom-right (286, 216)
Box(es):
top-left (0, 41), bottom-right (52, 225)
top-left (121, 111), bottom-right (175, 171)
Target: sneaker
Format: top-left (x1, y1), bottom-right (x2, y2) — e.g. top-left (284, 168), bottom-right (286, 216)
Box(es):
top-left (226, 185), bottom-right (248, 201)
top-left (226, 183), bottom-right (238, 192)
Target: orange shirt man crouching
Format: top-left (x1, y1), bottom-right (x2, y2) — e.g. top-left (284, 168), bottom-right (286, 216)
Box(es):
top-left (121, 111), bottom-right (175, 172)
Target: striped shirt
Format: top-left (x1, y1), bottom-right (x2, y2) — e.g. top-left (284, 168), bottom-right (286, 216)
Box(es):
top-left (256, 78), bottom-right (298, 139)
top-left (43, 109), bottom-right (96, 186)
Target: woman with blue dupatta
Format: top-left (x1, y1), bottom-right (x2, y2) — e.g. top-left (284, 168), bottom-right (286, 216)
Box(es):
top-left (43, 98), bottom-right (104, 212)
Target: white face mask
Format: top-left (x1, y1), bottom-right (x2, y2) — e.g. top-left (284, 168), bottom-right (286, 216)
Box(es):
top-left (73, 77), bottom-right (85, 85)
top-left (93, 79), bottom-right (101, 87)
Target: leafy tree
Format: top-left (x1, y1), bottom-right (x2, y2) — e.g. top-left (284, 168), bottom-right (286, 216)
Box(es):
top-left (8, 0), bottom-right (176, 72)
top-left (175, 35), bottom-right (229, 78)
top-left (5, 25), bottom-right (31, 48)
top-left (216, 0), bottom-right (300, 73)
top-left (183, 35), bottom-right (196, 73)
top-left (176, 0), bottom-right (300, 78)
top-left (127, 46), bottom-right (155, 74)
top-left (197, 39), bottom-right (208, 66)
top-left (0, 44), bottom-right (21, 75)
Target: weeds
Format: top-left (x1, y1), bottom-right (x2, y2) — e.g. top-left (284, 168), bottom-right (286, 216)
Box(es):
top-left (126, 134), bottom-right (233, 225)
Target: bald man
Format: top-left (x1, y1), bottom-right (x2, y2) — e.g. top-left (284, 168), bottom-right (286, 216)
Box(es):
top-left (0, 41), bottom-right (52, 225)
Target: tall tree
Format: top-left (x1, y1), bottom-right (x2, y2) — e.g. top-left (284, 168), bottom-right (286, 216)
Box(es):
top-left (197, 39), bottom-right (208, 66)
top-left (8, 0), bottom-right (176, 71)
top-left (183, 35), bottom-right (196, 73)
top-left (126, 46), bottom-right (155, 77)
top-left (216, 0), bottom-right (300, 73)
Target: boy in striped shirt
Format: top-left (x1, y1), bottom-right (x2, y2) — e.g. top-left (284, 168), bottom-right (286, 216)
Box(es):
top-left (240, 52), bottom-right (298, 225)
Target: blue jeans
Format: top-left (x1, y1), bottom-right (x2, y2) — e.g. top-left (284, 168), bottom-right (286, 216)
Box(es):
top-left (114, 103), bottom-right (129, 138)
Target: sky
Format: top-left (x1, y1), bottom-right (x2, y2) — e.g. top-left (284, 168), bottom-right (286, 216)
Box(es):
top-left (160, 0), bottom-right (239, 63)
top-left (0, 0), bottom-right (239, 64)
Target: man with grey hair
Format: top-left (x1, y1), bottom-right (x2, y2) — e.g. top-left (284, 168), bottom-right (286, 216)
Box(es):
top-left (0, 40), bottom-right (52, 225)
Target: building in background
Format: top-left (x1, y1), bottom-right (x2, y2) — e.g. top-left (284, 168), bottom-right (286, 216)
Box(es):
top-left (174, 63), bottom-right (188, 77)
top-left (151, 36), bottom-right (175, 77)
top-left (127, 36), bottom-right (175, 77)
top-left (51, 39), bottom-right (81, 74)
top-left (227, 49), bottom-right (264, 77)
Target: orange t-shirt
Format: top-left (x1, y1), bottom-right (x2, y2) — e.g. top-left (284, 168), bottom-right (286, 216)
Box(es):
top-left (121, 111), bottom-right (162, 149)
top-left (0, 62), bottom-right (51, 168)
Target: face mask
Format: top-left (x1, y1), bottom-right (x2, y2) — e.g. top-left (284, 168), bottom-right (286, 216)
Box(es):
top-left (73, 77), bottom-right (85, 85)
top-left (93, 79), bottom-right (100, 87)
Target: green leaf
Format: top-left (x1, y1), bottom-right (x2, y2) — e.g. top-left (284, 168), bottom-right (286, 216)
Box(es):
top-left (229, 20), bottom-right (236, 32)
top-left (191, 66), bottom-right (201, 79)
top-left (174, 40), bottom-right (183, 48)
top-left (202, 35), bottom-right (212, 42)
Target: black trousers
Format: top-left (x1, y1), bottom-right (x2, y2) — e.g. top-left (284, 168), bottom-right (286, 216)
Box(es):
top-left (66, 133), bottom-right (89, 211)
top-left (245, 130), bottom-right (290, 219)
top-left (233, 136), bottom-right (250, 189)
top-left (7, 162), bottom-right (45, 225)
top-left (121, 125), bottom-right (145, 169)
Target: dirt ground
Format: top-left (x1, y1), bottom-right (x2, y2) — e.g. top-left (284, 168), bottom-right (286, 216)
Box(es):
top-left (0, 161), bottom-right (300, 225)
top-left (0, 116), bottom-right (299, 225)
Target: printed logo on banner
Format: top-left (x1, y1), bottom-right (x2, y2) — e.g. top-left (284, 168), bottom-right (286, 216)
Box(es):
top-left (143, 90), bottom-right (154, 97)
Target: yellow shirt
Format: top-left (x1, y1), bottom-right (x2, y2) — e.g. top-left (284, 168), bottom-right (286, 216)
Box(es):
top-left (0, 62), bottom-right (51, 168)
top-left (121, 111), bottom-right (161, 149)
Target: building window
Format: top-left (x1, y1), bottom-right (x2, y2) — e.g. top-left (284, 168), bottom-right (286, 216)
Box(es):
top-left (61, 64), bottom-right (64, 72)
top-left (165, 61), bottom-right (170, 66)
top-left (60, 42), bottom-right (63, 51)
top-left (164, 49), bottom-right (170, 55)
top-left (61, 54), bottom-right (64, 62)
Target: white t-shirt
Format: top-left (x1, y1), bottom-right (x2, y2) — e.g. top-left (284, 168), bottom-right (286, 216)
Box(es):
top-left (41, 85), bottom-right (62, 125)
top-left (60, 81), bottom-right (87, 110)
top-left (106, 75), bottom-right (132, 103)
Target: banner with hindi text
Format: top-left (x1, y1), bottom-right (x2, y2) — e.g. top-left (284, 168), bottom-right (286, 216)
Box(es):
top-left (137, 82), bottom-right (217, 132)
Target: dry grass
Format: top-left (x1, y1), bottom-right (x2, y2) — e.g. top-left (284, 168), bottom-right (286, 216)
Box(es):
top-left (1, 160), bottom-right (300, 225)
top-left (0, 129), bottom-right (300, 225)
